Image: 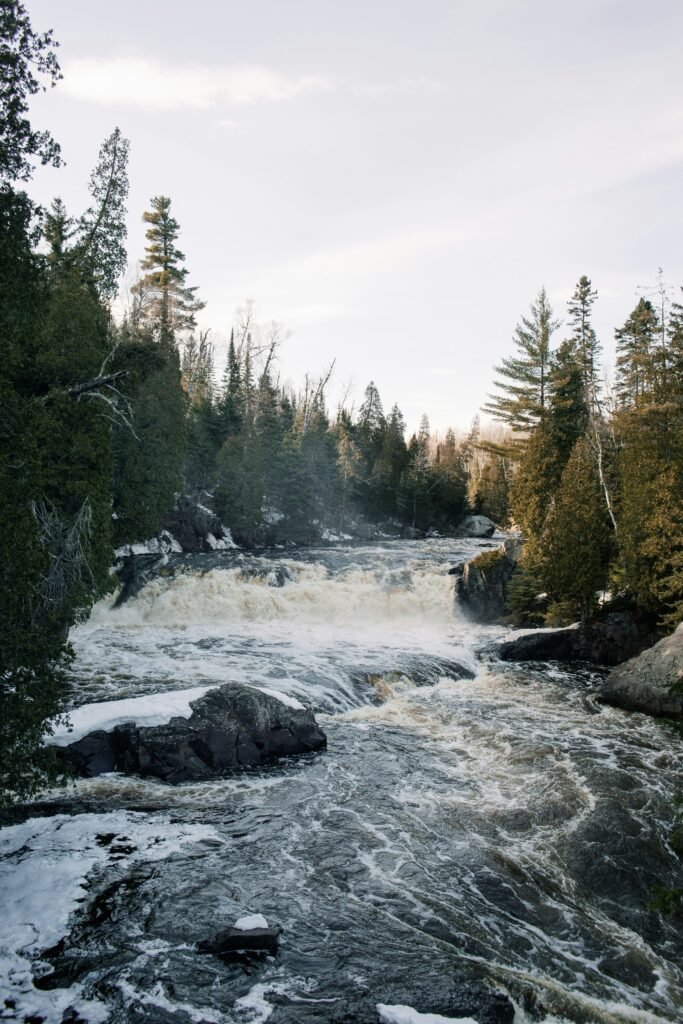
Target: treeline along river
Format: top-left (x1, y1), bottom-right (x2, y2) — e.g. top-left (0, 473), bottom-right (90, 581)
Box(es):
top-left (1, 537), bottom-right (682, 1023)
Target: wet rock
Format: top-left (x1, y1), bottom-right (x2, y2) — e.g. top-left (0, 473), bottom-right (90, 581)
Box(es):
top-left (197, 926), bottom-right (281, 956)
top-left (458, 514), bottom-right (498, 538)
top-left (599, 622), bottom-right (683, 717)
top-left (499, 611), bottom-right (659, 667)
top-left (268, 564), bottom-right (291, 587)
top-left (456, 537), bottom-right (523, 623)
top-left (114, 552), bottom-right (166, 607)
top-left (161, 494), bottom-right (232, 553)
top-left (54, 685), bottom-right (327, 783)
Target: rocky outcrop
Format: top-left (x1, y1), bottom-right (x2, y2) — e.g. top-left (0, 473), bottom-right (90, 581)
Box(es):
top-left (498, 611), bottom-right (659, 667)
top-left (599, 623), bottom-right (683, 717)
top-left (55, 685), bottom-right (327, 783)
top-left (455, 536), bottom-right (523, 623)
top-left (161, 495), bottom-right (234, 553)
top-left (458, 514), bottom-right (498, 538)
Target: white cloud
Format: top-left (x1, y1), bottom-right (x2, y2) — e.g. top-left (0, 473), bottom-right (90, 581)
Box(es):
top-left (351, 77), bottom-right (444, 98)
top-left (61, 57), bottom-right (329, 110)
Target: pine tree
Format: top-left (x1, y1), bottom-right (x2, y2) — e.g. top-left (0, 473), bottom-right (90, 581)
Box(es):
top-left (484, 287), bottom-right (559, 433)
top-left (131, 195), bottom-right (204, 341)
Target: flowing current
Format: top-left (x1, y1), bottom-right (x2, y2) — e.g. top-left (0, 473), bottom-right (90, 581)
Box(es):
top-left (3, 538), bottom-right (683, 1024)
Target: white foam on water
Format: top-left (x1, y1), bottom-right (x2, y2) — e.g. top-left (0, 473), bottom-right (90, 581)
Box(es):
top-left (0, 812), bottom-right (222, 1023)
top-left (118, 978), bottom-right (229, 1022)
top-left (377, 1006), bottom-right (477, 1024)
top-left (89, 560), bottom-right (458, 629)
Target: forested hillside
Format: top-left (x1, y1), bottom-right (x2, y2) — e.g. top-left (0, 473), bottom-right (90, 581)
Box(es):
top-left (1, 1), bottom-right (682, 805)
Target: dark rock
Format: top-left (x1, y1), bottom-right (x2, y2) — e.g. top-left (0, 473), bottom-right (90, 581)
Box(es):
top-left (599, 623), bottom-right (683, 716)
top-left (58, 729), bottom-right (119, 776)
top-left (402, 525), bottom-right (424, 540)
top-left (458, 514), bottom-right (498, 538)
top-left (457, 536), bottom-right (523, 623)
top-left (198, 926), bottom-right (280, 956)
top-left (161, 495), bottom-right (230, 553)
top-left (54, 685), bottom-right (327, 783)
top-left (268, 565), bottom-right (291, 587)
top-left (114, 552), bottom-right (166, 607)
top-left (499, 611), bottom-right (659, 667)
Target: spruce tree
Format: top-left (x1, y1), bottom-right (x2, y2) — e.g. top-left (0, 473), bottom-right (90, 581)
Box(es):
top-left (78, 127), bottom-right (130, 299)
top-left (567, 275), bottom-right (601, 403)
top-left (540, 437), bottom-right (613, 622)
top-left (0, 1), bottom-right (61, 183)
top-left (484, 287), bottom-right (559, 434)
top-left (615, 298), bottom-right (659, 407)
top-left (131, 195), bottom-right (204, 341)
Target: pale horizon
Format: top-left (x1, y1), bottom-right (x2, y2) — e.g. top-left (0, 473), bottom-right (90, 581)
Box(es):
top-left (25, 0), bottom-right (683, 432)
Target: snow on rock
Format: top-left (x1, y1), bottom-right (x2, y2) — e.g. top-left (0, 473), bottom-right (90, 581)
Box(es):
top-left (115, 530), bottom-right (181, 558)
top-left (320, 528), bottom-right (353, 542)
top-left (252, 686), bottom-right (306, 710)
top-left (49, 686), bottom-right (212, 746)
top-left (377, 1007), bottom-right (477, 1024)
top-left (234, 913), bottom-right (269, 930)
top-left (0, 811), bottom-right (221, 1024)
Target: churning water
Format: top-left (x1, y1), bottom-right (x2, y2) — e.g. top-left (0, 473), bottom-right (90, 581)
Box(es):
top-left (2, 538), bottom-right (682, 1023)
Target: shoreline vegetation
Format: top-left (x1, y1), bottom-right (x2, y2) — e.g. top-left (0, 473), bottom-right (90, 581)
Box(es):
top-left (1, 3), bottom-right (682, 806)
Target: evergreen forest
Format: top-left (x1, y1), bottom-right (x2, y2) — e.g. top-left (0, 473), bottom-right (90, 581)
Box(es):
top-left (1, 1), bottom-right (682, 805)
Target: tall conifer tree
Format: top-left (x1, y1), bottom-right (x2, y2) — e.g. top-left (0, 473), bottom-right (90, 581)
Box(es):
top-left (131, 195), bottom-right (204, 341)
top-left (484, 287), bottom-right (558, 434)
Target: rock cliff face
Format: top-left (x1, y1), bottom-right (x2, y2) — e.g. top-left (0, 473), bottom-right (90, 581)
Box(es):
top-left (54, 685), bottom-right (327, 783)
top-left (455, 536), bottom-right (523, 622)
top-left (599, 623), bottom-right (683, 717)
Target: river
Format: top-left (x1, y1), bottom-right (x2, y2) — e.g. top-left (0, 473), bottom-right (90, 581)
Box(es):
top-left (1, 537), bottom-right (682, 1024)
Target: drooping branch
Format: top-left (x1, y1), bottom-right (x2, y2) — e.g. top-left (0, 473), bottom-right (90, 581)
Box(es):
top-left (30, 497), bottom-right (95, 616)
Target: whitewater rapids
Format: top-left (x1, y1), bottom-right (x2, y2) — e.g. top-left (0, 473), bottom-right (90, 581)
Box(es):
top-left (1, 537), bottom-right (681, 1023)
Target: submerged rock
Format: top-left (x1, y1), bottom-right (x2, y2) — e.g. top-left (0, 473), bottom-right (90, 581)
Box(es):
top-left (456, 536), bottom-right (523, 623)
top-left (599, 622), bottom-right (683, 717)
top-left (498, 611), bottom-right (658, 667)
top-left (198, 925), bottom-right (281, 956)
top-left (55, 684), bottom-right (327, 783)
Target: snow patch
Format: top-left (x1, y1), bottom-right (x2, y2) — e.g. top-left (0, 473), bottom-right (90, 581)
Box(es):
top-left (0, 812), bottom-right (221, 1024)
top-left (252, 686), bottom-right (305, 710)
top-left (115, 530), bottom-right (181, 557)
top-left (377, 1007), bottom-right (477, 1024)
top-left (320, 528), bottom-right (353, 542)
top-left (234, 913), bottom-right (269, 930)
top-left (49, 686), bottom-right (212, 746)
top-left (206, 528), bottom-right (238, 550)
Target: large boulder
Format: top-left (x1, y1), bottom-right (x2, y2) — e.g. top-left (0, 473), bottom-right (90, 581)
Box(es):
top-left (55, 685), bottom-right (327, 783)
top-left (458, 514), bottom-right (498, 538)
top-left (599, 623), bottom-right (683, 717)
top-left (498, 611), bottom-right (659, 667)
top-left (456, 536), bottom-right (523, 623)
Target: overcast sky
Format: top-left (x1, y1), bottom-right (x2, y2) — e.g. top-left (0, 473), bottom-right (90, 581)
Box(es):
top-left (25, 0), bottom-right (683, 433)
